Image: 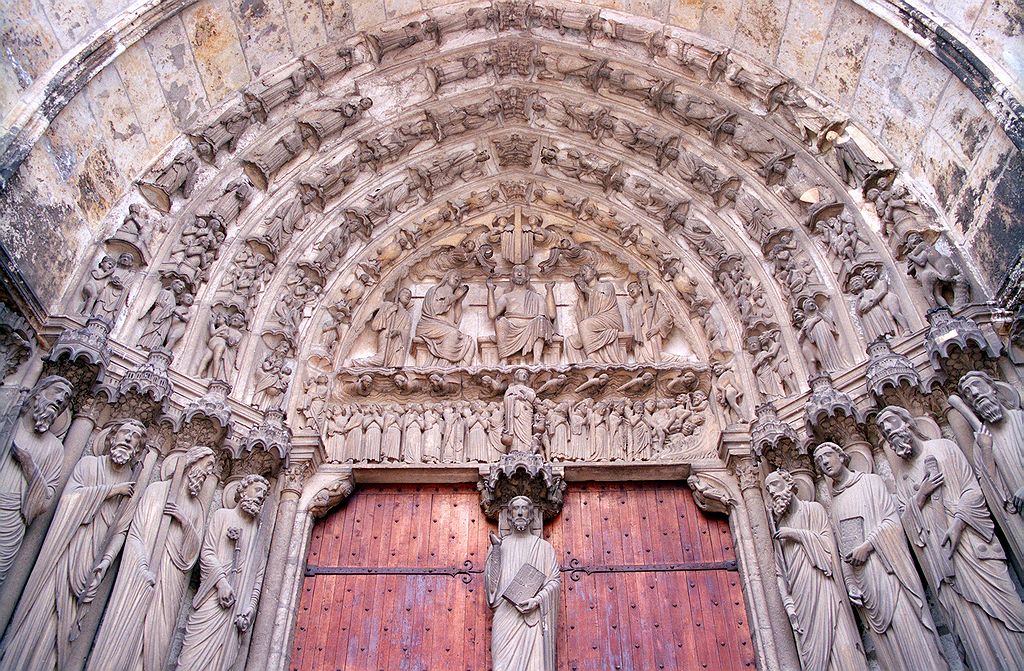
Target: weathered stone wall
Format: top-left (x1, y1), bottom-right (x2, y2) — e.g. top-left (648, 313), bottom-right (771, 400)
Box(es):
top-left (0, 0), bottom-right (1020, 313)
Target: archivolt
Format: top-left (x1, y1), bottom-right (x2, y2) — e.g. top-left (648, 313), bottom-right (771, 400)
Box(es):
top-left (70, 2), bottom-right (960, 416)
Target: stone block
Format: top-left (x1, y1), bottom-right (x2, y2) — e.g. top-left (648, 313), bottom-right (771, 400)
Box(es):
top-left (776, 0), bottom-right (836, 85)
top-left (320, 0), bottom-right (354, 38)
top-left (142, 15), bottom-right (211, 128)
top-left (113, 43), bottom-right (180, 150)
top-left (669, 0), bottom-right (706, 29)
top-left (970, 0), bottom-right (1024, 90)
top-left (697, 0), bottom-right (742, 46)
top-left (812, 0), bottom-right (873, 107)
top-left (385, 0), bottom-right (422, 20)
top-left (232, 0), bottom-right (296, 77)
top-left (281, 0), bottom-right (330, 51)
top-left (181, 0), bottom-right (252, 106)
top-left (914, 129), bottom-right (967, 217)
top-left (84, 66), bottom-right (150, 182)
top-left (351, 0), bottom-right (387, 32)
top-left (929, 78), bottom-right (994, 165)
top-left (39, 0), bottom-right (98, 49)
top-left (964, 150), bottom-right (1024, 291)
top-left (734, 0), bottom-right (790, 63)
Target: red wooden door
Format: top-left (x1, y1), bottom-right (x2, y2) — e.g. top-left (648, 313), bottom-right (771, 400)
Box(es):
top-left (290, 482), bottom-right (754, 671)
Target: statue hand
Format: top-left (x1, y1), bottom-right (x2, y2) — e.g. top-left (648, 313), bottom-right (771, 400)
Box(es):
top-left (234, 609), bottom-right (252, 632)
top-left (217, 580), bottom-right (236, 609)
top-left (845, 541), bottom-right (873, 566)
top-left (515, 597), bottom-right (541, 614)
top-left (976, 425), bottom-right (994, 452)
top-left (109, 482), bottom-right (135, 499)
top-left (773, 527), bottom-right (799, 543)
top-left (485, 277), bottom-right (495, 289)
top-left (11, 443), bottom-right (31, 468)
top-left (847, 588), bottom-right (864, 607)
top-left (1010, 486), bottom-right (1024, 515)
top-left (918, 469), bottom-right (944, 500)
top-left (488, 531), bottom-right (502, 547)
top-left (785, 606), bottom-right (804, 635)
top-left (140, 565), bottom-right (157, 587)
top-left (942, 519), bottom-right (965, 559)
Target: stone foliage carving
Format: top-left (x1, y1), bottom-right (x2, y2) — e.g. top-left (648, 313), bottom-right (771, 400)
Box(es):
top-left (484, 496), bottom-right (559, 671)
top-left (177, 474), bottom-right (270, 670)
top-left (876, 407), bottom-right (1024, 670)
top-left (0, 376), bottom-right (73, 586)
top-left (812, 442), bottom-right (949, 671)
top-left (87, 446), bottom-right (218, 671)
top-left (764, 469), bottom-right (867, 671)
top-left (0, 418), bottom-right (148, 671)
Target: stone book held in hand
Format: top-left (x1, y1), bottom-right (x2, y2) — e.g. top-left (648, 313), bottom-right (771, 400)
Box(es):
top-left (501, 562), bottom-right (546, 606)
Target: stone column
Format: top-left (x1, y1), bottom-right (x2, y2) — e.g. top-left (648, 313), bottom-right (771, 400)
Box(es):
top-left (248, 464), bottom-right (306, 667)
top-left (733, 456), bottom-right (801, 671)
top-left (0, 396), bottom-right (102, 635)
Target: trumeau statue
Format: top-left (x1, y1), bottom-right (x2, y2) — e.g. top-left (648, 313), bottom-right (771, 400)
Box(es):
top-left (178, 474), bottom-right (270, 671)
top-left (764, 470), bottom-right (867, 671)
top-left (484, 496), bottom-right (560, 671)
top-left (876, 406), bottom-right (1024, 670)
top-left (949, 371), bottom-right (1024, 567)
top-left (354, 288), bottom-right (414, 368)
top-left (569, 264), bottom-right (624, 364)
top-left (0, 418), bottom-right (148, 671)
top-left (812, 442), bottom-right (948, 671)
top-left (486, 265), bottom-right (556, 365)
top-left (0, 375), bottom-right (73, 585)
top-left (87, 446), bottom-right (218, 671)
top-left (415, 270), bottom-right (476, 365)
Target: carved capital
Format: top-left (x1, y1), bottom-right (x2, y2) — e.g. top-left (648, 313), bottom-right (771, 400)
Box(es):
top-left (804, 373), bottom-right (864, 443)
top-left (280, 460), bottom-right (313, 496)
top-left (478, 450), bottom-right (566, 521)
top-left (230, 407), bottom-right (292, 477)
top-left (750, 402), bottom-right (800, 469)
top-left (47, 316), bottom-right (112, 378)
top-left (732, 457), bottom-right (761, 493)
top-left (864, 337), bottom-right (923, 402)
top-left (925, 306), bottom-right (1001, 382)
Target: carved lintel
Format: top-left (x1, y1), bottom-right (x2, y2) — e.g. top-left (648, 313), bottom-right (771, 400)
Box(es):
top-left (750, 402), bottom-right (799, 468)
top-left (687, 471), bottom-right (738, 514)
top-left (47, 317), bottom-right (111, 381)
top-left (478, 450), bottom-right (566, 521)
top-left (803, 373), bottom-right (864, 443)
top-left (924, 306), bottom-right (1001, 381)
top-left (864, 336), bottom-right (923, 402)
top-left (308, 467), bottom-right (356, 518)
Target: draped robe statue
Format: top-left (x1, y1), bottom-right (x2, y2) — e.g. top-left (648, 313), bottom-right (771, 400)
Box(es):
top-left (570, 265), bottom-right (624, 363)
top-left (0, 376), bottom-right (72, 585)
top-left (415, 270), bottom-right (476, 365)
top-left (177, 474), bottom-right (270, 671)
top-left (484, 496), bottom-right (560, 671)
top-left (877, 407), bottom-right (1024, 671)
top-left (87, 446), bottom-right (217, 671)
top-left (503, 370), bottom-right (537, 452)
top-left (764, 470), bottom-right (867, 671)
top-left (486, 265), bottom-right (556, 365)
top-left (0, 419), bottom-right (147, 671)
top-left (813, 442), bottom-right (948, 671)
top-left (949, 372), bottom-right (1024, 572)
top-left (356, 288), bottom-right (413, 367)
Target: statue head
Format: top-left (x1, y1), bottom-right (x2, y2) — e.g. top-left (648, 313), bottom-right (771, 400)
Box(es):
top-left (29, 375), bottom-right (74, 433)
top-left (398, 288), bottom-right (413, 306)
top-left (958, 371), bottom-right (1003, 423)
top-left (626, 281), bottom-right (641, 299)
top-left (107, 418), bottom-right (147, 467)
top-left (507, 495), bottom-right (535, 533)
top-left (847, 274), bottom-right (865, 294)
top-left (184, 445), bottom-right (217, 497)
top-left (117, 252), bottom-right (135, 268)
top-left (170, 278), bottom-right (186, 296)
top-left (511, 264), bottom-right (529, 286)
top-left (876, 406), bottom-right (921, 459)
top-left (764, 469), bottom-right (796, 519)
top-left (744, 336), bottom-right (761, 354)
top-left (236, 473), bottom-right (270, 517)
top-left (513, 368), bottom-right (529, 385)
top-left (812, 441), bottom-right (849, 481)
top-left (97, 255), bottom-right (116, 273)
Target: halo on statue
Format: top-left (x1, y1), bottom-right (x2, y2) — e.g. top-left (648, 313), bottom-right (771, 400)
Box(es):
top-left (49, 406), bottom-right (73, 440)
top-left (222, 479), bottom-right (243, 509)
top-left (160, 449), bottom-right (190, 480)
top-left (89, 424), bottom-right (114, 456)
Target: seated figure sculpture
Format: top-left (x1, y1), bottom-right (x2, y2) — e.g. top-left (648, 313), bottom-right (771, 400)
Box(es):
top-left (486, 265), bottom-right (556, 365)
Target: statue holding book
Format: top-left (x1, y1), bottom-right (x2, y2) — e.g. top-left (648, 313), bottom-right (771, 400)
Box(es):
top-left (484, 495), bottom-right (560, 671)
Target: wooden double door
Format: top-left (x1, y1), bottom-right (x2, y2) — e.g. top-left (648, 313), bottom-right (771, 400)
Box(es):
top-left (290, 482), bottom-right (754, 670)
